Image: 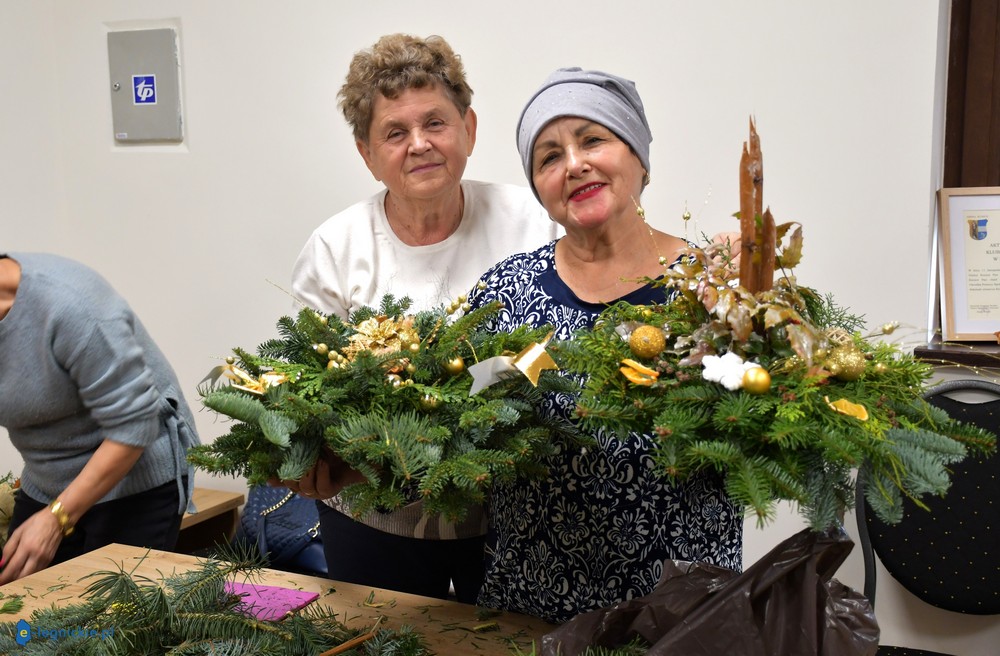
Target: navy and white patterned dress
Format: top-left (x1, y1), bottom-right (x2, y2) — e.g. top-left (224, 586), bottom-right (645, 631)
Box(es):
top-left (467, 241), bottom-right (743, 623)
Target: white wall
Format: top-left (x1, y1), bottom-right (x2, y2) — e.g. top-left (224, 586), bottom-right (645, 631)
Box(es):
top-left (3, 1), bottom-right (997, 652)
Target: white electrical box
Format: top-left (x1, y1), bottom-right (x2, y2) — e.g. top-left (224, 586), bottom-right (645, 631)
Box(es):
top-left (107, 28), bottom-right (183, 143)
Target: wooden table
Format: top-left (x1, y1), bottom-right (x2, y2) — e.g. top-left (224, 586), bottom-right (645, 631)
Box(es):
top-left (0, 543), bottom-right (552, 654)
top-left (176, 486), bottom-right (245, 554)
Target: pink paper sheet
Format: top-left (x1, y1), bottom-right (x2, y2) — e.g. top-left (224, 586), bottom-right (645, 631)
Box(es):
top-left (225, 581), bottom-right (320, 621)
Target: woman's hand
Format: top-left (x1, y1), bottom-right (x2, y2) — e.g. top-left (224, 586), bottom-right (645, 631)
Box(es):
top-left (274, 448), bottom-right (366, 500)
top-left (0, 508), bottom-right (63, 584)
top-left (709, 232), bottom-right (741, 270)
top-left (0, 439), bottom-right (145, 585)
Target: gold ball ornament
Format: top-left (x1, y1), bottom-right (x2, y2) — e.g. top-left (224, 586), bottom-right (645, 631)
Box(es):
top-left (827, 345), bottom-right (866, 381)
top-left (386, 373), bottom-right (403, 388)
top-left (873, 362), bottom-right (888, 375)
top-left (225, 356), bottom-right (236, 365)
top-left (881, 322), bottom-right (898, 335)
top-left (628, 325), bottom-right (666, 359)
top-left (742, 367), bottom-right (771, 394)
top-left (420, 394), bottom-right (441, 411)
top-left (444, 356), bottom-right (465, 375)
top-left (313, 343), bottom-right (329, 356)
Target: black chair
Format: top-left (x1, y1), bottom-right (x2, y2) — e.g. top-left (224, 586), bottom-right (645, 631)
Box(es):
top-left (855, 378), bottom-right (1000, 655)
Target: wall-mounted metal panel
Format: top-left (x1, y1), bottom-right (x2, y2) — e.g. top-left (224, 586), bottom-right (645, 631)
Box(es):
top-left (107, 28), bottom-right (183, 143)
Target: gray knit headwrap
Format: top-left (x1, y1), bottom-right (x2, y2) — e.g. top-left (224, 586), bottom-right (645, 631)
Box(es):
top-left (516, 67), bottom-right (652, 200)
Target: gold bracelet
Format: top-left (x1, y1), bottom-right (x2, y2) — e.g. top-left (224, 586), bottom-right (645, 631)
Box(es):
top-left (48, 499), bottom-right (75, 537)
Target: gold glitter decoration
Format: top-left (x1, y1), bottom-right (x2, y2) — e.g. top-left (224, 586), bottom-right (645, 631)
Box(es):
top-left (826, 345), bottom-right (866, 381)
top-left (628, 324), bottom-right (667, 359)
top-left (343, 316), bottom-right (414, 359)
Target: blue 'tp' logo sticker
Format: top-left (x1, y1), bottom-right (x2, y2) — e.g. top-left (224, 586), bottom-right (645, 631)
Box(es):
top-left (132, 75), bottom-right (157, 105)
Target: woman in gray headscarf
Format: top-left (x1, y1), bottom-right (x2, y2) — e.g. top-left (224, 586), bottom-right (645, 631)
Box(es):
top-left (467, 68), bottom-right (743, 623)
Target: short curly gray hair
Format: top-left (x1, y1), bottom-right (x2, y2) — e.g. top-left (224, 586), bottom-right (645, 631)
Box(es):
top-left (339, 33), bottom-right (474, 143)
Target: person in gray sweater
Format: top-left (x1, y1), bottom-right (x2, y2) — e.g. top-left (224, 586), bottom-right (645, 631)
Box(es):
top-left (0, 252), bottom-right (199, 584)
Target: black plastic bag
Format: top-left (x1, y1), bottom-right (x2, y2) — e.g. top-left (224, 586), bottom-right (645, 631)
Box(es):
top-left (541, 527), bottom-right (879, 656)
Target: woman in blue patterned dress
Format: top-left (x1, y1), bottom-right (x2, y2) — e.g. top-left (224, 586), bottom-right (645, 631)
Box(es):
top-left (467, 68), bottom-right (744, 623)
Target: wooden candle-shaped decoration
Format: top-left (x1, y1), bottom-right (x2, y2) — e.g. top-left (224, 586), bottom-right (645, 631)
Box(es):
top-left (738, 118), bottom-right (776, 293)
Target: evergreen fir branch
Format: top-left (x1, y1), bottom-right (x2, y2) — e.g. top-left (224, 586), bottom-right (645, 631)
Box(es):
top-left (886, 425), bottom-right (968, 462)
top-left (709, 393), bottom-right (774, 437)
top-left (458, 401), bottom-right (520, 432)
top-left (166, 638), bottom-right (290, 656)
top-left (891, 444), bottom-right (957, 498)
top-left (682, 439), bottom-right (745, 472)
top-left (173, 610), bottom-right (297, 646)
top-left (860, 466), bottom-right (905, 525)
top-left (274, 435), bottom-right (325, 482)
top-left (258, 409), bottom-right (296, 448)
top-left (258, 316), bottom-right (312, 362)
top-left (726, 459), bottom-right (780, 527)
top-left (800, 289), bottom-right (867, 334)
top-left (202, 391), bottom-right (266, 425)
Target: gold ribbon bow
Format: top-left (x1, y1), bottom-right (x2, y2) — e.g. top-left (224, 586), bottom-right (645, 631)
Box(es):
top-left (202, 363), bottom-right (288, 396)
top-left (468, 331), bottom-right (559, 395)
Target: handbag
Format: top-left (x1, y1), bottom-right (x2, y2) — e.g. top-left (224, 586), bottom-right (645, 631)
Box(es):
top-left (233, 485), bottom-right (328, 577)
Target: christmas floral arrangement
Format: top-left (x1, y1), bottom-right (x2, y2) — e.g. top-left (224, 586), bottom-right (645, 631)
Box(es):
top-left (0, 472), bottom-right (17, 552)
top-left (188, 295), bottom-right (576, 521)
top-left (558, 122), bottom-right (997, 532)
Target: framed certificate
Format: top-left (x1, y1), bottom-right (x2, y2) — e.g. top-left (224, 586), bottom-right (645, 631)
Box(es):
top-left (938, 187), bottom-right (1000, 341)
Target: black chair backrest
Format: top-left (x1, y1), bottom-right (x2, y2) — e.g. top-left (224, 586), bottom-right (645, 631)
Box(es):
top-left (856, 378), bottom-right (1000, 615)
